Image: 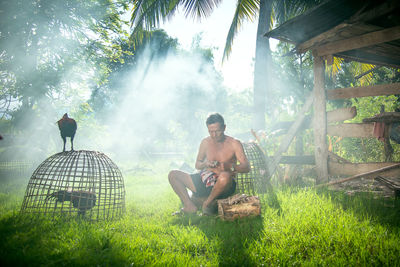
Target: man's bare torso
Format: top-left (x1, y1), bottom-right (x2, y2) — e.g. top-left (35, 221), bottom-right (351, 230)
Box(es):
top-left (203, 135), bottom-right (237, 174)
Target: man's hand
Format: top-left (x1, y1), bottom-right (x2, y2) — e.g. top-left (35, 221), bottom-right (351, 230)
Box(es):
top-left (217, 162), bottom-right (235, 173)
top-left (207, 160), bottom-right (219, 168)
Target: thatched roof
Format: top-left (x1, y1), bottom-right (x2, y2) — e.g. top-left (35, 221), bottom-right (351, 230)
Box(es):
top-left (266, 0), bottom-right (400, 68)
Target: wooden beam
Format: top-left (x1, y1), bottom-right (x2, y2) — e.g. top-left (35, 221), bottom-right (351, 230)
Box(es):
top-left (315, 26), bottom-right (400, 57)
top-left (336, 51), bottom-right (400, 69)
top-left (268, 94), bottom-right (314, 178)
top-left (327, 123), bottom-right (374, 138)
top-left (313, 55), bottom-right (329, 183)
top-left (327, 83), bottom-right (400, 100)
top-left (297, 22), bottom-right (350, 54)
top-left (363, 112), bottom-right (400, 123)
top-left (328, 162), bottom-right (400, 177)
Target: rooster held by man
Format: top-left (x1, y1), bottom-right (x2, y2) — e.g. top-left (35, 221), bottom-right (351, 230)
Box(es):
top-left (57, 113), bottom-right (77, 152)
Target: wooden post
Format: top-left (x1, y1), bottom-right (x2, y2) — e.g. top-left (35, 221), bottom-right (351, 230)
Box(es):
top-left (313, 54), bottom-right (329, 183)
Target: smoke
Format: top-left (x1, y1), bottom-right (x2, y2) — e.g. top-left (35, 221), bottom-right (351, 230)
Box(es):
top-left (2, 43), bottom-right (230, 167)
top-left (97, 46), bottom-right (228, 162)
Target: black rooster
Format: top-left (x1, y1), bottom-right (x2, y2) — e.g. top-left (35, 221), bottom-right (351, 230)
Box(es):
top-left (46, 190), bottom-right (96, 216)
top-left (57, 113), bottom-right (77, 152)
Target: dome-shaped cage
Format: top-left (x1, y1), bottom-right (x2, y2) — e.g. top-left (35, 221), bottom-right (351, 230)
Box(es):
top-left (20, 150), bottom-right (125, 221)
top-left (236, 142), bottom-right (269, 195)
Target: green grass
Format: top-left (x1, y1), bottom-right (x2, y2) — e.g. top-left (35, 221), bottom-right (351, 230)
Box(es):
top-left (1, 163), bottom-right (400, 266)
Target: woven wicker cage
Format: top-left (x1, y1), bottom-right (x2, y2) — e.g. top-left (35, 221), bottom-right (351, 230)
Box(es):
top-left (20, 150), bottom-right (125, 221)
top-left (236, 142), bottom-right (269, 195)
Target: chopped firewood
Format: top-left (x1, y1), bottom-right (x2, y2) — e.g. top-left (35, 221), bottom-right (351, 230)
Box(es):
top-left (217, 194), bottom-right (261, 221)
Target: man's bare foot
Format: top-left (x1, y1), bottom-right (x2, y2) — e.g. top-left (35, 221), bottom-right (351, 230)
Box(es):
top-left (182, 200), bottom-right (198, 213)
top-left (202, 200), bottom-right (217, 215)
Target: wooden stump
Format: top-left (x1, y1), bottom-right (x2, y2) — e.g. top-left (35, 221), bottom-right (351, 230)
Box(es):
top-left (217, 194), bottom-right (261, 221)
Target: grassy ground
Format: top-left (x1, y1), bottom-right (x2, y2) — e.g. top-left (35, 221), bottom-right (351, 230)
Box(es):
top-left (1, 161), bottom-right (400, 266)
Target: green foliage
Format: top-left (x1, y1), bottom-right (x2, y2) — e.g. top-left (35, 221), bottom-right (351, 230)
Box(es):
top-left (268, 41), bottom-right (400, 165)
top-left (1, 166), bottom-right (400, 266)
top-left (0, 0), bottom-right (130, 121)
top-left (326, 65), bottom-right (400, 163)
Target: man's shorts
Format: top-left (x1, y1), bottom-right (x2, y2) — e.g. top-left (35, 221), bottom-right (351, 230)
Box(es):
top-left (190, 171), bottom-right (236, 198)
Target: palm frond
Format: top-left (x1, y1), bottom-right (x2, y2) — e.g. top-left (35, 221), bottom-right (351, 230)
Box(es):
top-left (131, 0), bottom-right (180, 30)
top-left (222, 0), bottom-right (260, 61)
top-left (130, 0), bottom-right (180, 48)
top-left (181, 0), bottom-right (223, 20)
top-left (331, 56), bottom-right (344, 79)
top-left (357, 63), bottom-right (375, 86)
top-left (273, 0), bottom-right (322, 25)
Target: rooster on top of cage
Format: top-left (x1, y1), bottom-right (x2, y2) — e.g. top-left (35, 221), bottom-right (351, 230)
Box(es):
top-left (46, 190), bottom-right (96, 216)
top-left (57, 113), bottom-right (77, 152)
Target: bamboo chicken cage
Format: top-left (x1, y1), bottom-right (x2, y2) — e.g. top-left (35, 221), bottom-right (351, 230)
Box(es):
top-left (236, 142), bottom-right (269, 195)
top-left (20, 150), bottom-right (125, 221)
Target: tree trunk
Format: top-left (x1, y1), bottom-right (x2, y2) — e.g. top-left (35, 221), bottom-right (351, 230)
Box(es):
top-left (252, 0), bottom-right (272, 130)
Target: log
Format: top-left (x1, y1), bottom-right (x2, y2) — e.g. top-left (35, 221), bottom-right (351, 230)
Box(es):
top-left (317, 163), bottom-right (400, 187)
top-left (217, 194), bottom-right (261, 221)
top-left (313, 55), bottom-right (328, 183)
top-left (328, 162), bottom-right (400, 178)
top-left (327, 106), bottom-right (357, 123)
top-left (327, 123), bottom-right (374, 137)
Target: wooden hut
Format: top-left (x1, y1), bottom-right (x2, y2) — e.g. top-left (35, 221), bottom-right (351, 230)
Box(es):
top-left (265, 0), bottom-right (400, 184)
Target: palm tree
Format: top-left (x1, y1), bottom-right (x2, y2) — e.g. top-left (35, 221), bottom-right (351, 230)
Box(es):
top-left (129, 0), bottom-right (320, 130)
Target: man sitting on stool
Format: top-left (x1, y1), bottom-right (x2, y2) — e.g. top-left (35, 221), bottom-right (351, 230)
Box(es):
top-left (168, 113), bottom-right (250, 215)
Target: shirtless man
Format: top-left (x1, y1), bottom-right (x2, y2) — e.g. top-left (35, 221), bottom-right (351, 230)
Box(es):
top-left (168, 113), bottom-right (250, 214)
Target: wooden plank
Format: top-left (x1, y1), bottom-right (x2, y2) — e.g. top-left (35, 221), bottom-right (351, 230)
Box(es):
top-left (314, 26), bottom-right (400, 57)
top-left (313, 55), bottom-right (328, 183)
top-left (327, 123), bottom-right (374, 138)
top-left (327, 83), bottom-right (400, 100)
top-left (297, 0), bottom-right (399, 54)
top-left (348, 0), bottom-right (400, 25)
top-left (268, 94), bottom-right (314, 178)
top-left (328, 162), bottom-right (400, 177)
top-left (320, 163), bottom-right (400, 187)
